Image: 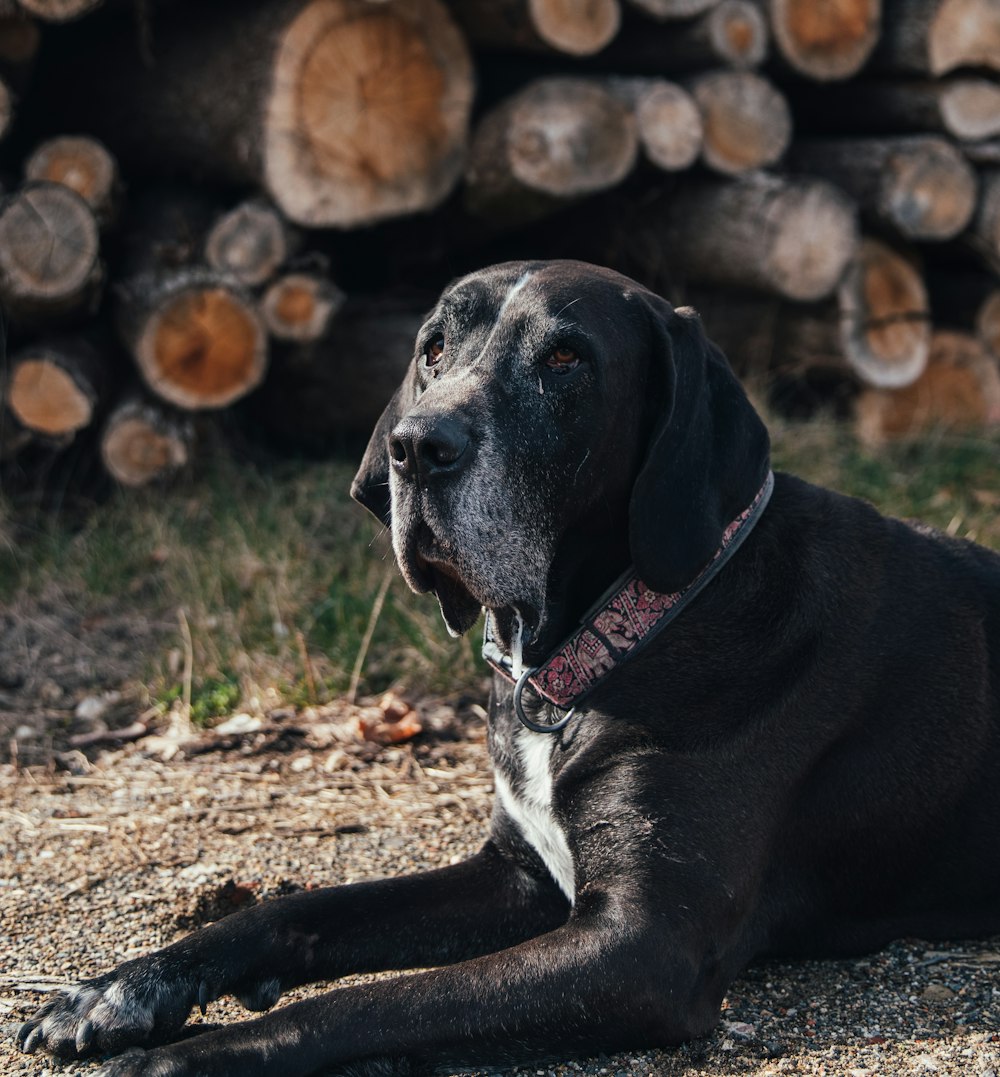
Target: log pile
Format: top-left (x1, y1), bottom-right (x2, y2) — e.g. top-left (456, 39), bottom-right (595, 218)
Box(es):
top-left (1, 0), bottom-right (999, 489)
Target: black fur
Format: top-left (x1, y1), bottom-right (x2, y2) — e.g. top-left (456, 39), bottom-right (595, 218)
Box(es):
top-left (17, 261), bottom-right (1000, 1077)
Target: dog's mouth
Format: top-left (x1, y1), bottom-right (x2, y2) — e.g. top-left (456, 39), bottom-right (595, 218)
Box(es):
top-left (401, 520), bottom-right (543, 645)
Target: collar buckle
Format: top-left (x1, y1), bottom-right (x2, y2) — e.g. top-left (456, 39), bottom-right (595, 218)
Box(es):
top-left (513, 666), bottom-right (574, 734)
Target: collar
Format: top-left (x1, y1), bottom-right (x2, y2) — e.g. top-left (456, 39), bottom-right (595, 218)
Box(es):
top-left (483, 470), bottom-right (775, 732)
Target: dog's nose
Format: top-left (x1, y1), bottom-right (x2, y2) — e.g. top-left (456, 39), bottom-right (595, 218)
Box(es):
top-left (389, 416), bottom-right (471, 480)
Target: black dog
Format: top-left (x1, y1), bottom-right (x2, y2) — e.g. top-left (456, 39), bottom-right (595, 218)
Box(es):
top-left (18, 260), bottom-right (1000, 1076)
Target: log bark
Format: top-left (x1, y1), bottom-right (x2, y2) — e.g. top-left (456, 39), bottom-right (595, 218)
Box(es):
top-left (689, 70), bottom-right (791, 175)
top-left (465, 77), bottom-right (638, 224)
top-left (0, 182), bottom-right (102, 325)
top-left (24, 135), bottom-right (121, 228)
top-left (4, 336), bottom-right (104, 438)
top-left (18, 0), bottom-right (102, 20)
top-left (649, 173), bottom-right (858, 301)
top-left (100, 397), bottom-right (192, 487)
top-left (969, 169), bottom-right (1000, 267)
top-left (877, 0), bottom-right (1000, 75)
top-left (977, 290), bottom-right (1000, 357)
top-left (31, 0), bottom-right (474, 228)
top-left (856, 330), bottom-right (1000, 445)
top-left (205, 199), bottom-right (294, 288)
top-left (451, 0), bottom-right (621, 55)
top-left (0, 73), bottom-right (11, 142)
top-left (260, 272), bottom-right (345, 343)
top-left (608, 78), bottom-right (702, 170)
top-left (250, 296), bottom-right (425, 447)
top-left (771, 0), bottom-right (882, 80)
top-left (795, 78), bottom-right (1000, 142)
top-left (115, 267), bottom-right (268, 411)
top-left (836, 237), bottom-right (931, 387)
top-left (789, 135), bottom-right (978, 240)
top-left (625, 0), bottom-right (722, 19)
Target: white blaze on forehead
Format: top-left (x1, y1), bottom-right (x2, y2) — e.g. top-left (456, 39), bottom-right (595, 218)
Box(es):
top-left (498, 270), bottom-right (534, 318)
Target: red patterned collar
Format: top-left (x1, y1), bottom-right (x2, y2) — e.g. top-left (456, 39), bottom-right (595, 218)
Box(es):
top-left (483, 471), bottom-right (775, 733)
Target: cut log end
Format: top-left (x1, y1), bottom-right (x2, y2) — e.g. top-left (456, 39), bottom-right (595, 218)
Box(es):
top-left (507, 79), bottom-right (638, 195)
top-left (930, 0), bottom-right (1000, 75)
top-left (692, 71), bottom-right (791, 175)
top-left (768, 180), bottom-right (858, 302)
top-left (839, 238), bottom-right (930, 388)
top-left (101, 401), bottom-right (191, 487)
top-left (7, 356), bottom-right (94, 436)
top-left (137, 286), bottom-right (267, 410)
top-left (17, 0), bottom-right (103, 21)
top-left (771, 0), bottom-right (881, 80)
top-left (708, 0), bottom-right (769, 66)
top-left (205, 201), bottom-right (289, 287)
top-left (0, 183), bottom-right (100, 304)
top-left (24, 136), bottom-right (118, 221)
top-left (881, 138), bottom-right (977, 240)
top-left (264, 0), bottom-right (473, 227)
top-left (261, 273), bottom-right (345, 342)
top-left (940, 79), bottom-right (1000, 142)
top-left (635, 81), bottom-right (703, 171)
top-left (856, 330), bottom-right (1000, 445)
top-left (529, 0), bottom-right (621, 55)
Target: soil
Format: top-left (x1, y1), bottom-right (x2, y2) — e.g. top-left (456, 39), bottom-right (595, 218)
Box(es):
top-left (2, 687), bottom-right (999, 1077)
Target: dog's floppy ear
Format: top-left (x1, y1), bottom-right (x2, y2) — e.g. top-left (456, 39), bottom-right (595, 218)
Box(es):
top-left (629, 295), bottom-right (770, 594)
top-left (350, 362), bottom-right (418, 526)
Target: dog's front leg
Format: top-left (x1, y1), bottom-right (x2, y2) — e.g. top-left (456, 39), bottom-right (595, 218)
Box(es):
top-left (86, 897), bottom-right (715, 1077)
top-left (17, 842), bottom-right (568, 1061)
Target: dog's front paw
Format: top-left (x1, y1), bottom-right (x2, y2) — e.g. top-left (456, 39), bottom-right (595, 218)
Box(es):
top-left (16, 958), bottom-right (200, 1059)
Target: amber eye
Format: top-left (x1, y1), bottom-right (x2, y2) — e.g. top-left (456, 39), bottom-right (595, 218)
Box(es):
top-left (546, 346), bottom-right (579, 373)
top-left (424, 335), bottom-right (445, 367)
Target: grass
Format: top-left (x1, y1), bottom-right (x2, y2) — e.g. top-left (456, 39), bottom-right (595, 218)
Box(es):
top-left (1, 419), bottom-right (997, 722)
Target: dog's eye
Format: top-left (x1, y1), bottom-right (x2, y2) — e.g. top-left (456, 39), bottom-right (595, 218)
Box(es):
top-left (424, 335), bottom-right (445, 367)
top-left (546, 347), bottom-right (579, 373)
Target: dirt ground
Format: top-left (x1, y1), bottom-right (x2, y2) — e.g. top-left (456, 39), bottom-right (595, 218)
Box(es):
top-left (3, 691), bottom-right (999, 1077)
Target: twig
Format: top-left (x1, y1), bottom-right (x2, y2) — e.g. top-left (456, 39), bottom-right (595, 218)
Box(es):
top-left (177, 607), bottom-right (194, 728)
top-left (347, 568), bottom-right (394, 704)
top-left (69, 720), bottom-right (149, 749)
top-left (295, 630), bottom-right (318, 704)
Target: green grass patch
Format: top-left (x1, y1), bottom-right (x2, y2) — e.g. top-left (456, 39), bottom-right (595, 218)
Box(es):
top-left (1, 421), bottom-right (997, 722)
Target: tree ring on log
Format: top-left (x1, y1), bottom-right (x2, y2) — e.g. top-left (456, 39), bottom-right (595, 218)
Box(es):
top-left (766, 180), bottom-right (857, 302)
top-left (136, 285), bottom-right (267, 409)
top-left (839, 239), bottom-right (929, 388)
top-left (25, 136), bottom-right (117, 214)
top-left (8, 357), bottom-right (93, 435)
top-left (261, 273), bottom-right (344, 342)
top-left (692, 71), bottom-right (791, 175)
top-left (929, 0), bottom-right (1000, 75)
top-left (507, 79), bottom-right (637, 195)
top-left (0, 183), bottom-right (100, 302)
top-left (940, 79), bottom-right (1000, 142)
top-left (205, 201), bottom-right (289, 287)
top-left (635, 82), bottom-right (702, 170)
top-left (529, 0), bottom-right (620, 55)
top-left (881, 139), bottom-right (976, 240)
top-left (101, 403), bottom-right (191, 486)
top-left (710, 0), bottom-right (769, 66)
top-left (264, 0), bottom-right (473, 227)
top-left (772, 0), bottom-right (881, 81)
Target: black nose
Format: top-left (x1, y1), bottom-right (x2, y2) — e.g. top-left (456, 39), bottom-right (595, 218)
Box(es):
top-left (389, 415), bottom-right (471, 481)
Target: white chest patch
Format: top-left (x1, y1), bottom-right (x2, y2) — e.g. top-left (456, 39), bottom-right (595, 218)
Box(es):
top-left (494, 726), bottom-right (576, 903)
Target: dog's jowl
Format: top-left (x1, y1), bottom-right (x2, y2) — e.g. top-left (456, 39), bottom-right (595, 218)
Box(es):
top-left (18, 261), bottom-right (1000, 1077)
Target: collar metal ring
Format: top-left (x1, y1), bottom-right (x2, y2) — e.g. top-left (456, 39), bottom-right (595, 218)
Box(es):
top-left (513, 667), bottom-right (574, 734)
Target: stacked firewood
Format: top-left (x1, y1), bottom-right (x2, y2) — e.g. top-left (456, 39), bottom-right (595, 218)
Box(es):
top-left (1, 0), bottom-right (999, 488)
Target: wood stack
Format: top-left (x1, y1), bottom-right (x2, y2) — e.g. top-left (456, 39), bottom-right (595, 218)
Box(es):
top-left (1, 0), bottom-right (998, 488)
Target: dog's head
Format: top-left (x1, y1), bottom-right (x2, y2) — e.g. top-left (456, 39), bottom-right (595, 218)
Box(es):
top-left (352, 260), bottom-right (769, 655)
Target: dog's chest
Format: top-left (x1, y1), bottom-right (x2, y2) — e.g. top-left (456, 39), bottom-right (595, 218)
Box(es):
top-left (491, 724), bottom-right (575, 903)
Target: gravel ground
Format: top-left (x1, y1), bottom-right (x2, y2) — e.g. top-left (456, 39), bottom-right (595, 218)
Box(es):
top-left (2, 705), bottom-right (999, 1077)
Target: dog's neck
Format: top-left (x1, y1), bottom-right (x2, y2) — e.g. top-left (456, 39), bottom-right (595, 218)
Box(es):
top-left (483, 472), bottom-right (775, 719)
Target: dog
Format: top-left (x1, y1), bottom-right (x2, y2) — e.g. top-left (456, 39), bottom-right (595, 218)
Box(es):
top-left (18, 260), bottom-right (1000, 1076)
